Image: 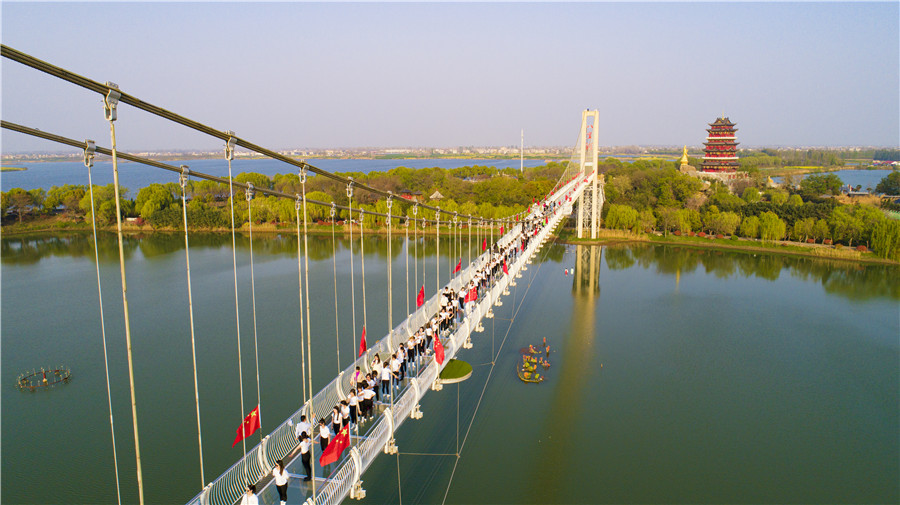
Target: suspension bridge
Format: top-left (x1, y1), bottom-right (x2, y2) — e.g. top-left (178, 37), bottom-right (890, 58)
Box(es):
top-left (1, 45), bottom-right (606, 505)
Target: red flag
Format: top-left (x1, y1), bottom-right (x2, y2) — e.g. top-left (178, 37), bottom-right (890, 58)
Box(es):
top-left (416, 285), bottom-right (425, 308)
top-left (500, 225), bottom-right (504, 235)
top-left (358, 327), bottom-right (367, 357)
top-left (482, 238), bottom-right (487, 252)
top-left (532, 197), bottom-right (535, 204)
top-left (319, 425), bottom-right (351, 466)
top-left (232, 405), bottom-right (261, 447)
top-left (434, 335), bottom-right (445, 365)
top-left (502, 261), bottom-right (508, 275)
top-left (520, 241), bottom-right (525, 252)
top-left (454, 259), bottom-right (461, 274)
top-left (468, 287), bottom-right (478, 303)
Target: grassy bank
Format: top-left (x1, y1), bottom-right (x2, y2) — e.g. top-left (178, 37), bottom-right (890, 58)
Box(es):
top-left (554, 227), bottom-right (899, 266)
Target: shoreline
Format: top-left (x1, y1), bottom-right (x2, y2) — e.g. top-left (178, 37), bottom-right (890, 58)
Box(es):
top-left (3, 220), bottom-right (897, 267)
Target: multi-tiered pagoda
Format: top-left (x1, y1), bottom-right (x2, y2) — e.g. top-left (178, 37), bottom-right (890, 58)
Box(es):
top-left (701, 116), bottom-right (739, 172)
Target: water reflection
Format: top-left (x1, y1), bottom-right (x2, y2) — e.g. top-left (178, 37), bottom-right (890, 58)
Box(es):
top-left (4, 234), bottom-right (898, 302)
top-left (600, 243), bottom-right (899, 301)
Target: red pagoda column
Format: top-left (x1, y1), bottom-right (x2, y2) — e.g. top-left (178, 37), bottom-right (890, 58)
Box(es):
top-left (701, 117), bottom-right (740, 172)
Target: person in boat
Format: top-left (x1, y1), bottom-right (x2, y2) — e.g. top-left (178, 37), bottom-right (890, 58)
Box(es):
top-left (545, 344), bottom-right (550, 357)
top-left (528, 344), bottom-right (538, 353)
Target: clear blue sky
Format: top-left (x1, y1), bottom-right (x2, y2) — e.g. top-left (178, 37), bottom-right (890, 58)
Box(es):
top-left (2, 2), bottom-right (898, 153)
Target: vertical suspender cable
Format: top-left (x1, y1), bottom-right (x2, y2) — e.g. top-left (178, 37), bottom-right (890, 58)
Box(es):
top-left (435, 208), bottom-right (440, 296)
top-left (300, 170), bottom-right (318, 498)
top-left (179, 167), bottom-right (205, 488)
top-left (331, 204), bottom-right (341, 374)
top-left (360, 205), bottom-right (368, 352)
top-left (246, 185), bottom-right (263, 436)
top-left (405, 214), bottom-right (409, 317)
top-left (386, 196), bottom-right (393, 339)
top-left (224, 133), bottom-right (248, 458)
top-left (468, 218), bottom-right (472, 266)
top-left (348, 183), bottom-right (357, 368)
top-left (294, 196), bottom-right (307, 418)
top-left (84, 141), bottom-right (122, 505)
top-left (413, 204), bottom-right (419, 302)
top-left (103, 85), bottom-right (144, 505)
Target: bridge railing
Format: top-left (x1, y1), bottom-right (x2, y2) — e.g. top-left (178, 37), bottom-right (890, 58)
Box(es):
top-left (189, 177), bottom-right (581, 505)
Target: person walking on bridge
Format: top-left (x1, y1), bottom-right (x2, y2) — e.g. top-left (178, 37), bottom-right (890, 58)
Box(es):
top-left (318, 418), bottom-right (331, 452)
top-left (272, 459), bottom-right (289, 505)
top-left (298, 433), bottom-right (312, 481)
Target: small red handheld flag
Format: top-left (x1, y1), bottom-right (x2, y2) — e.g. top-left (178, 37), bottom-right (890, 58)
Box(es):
top-left (434, 335), bottom-right (445, 365)
top-left (482, 238), bottom-right (487, 252)
top-left (502, 260), bottom-right (508, 275)
top-left (358, 327), bottom-right (367, 357)
top-left (416, 285), bottom-right (425, 308)
top-left (500, 225), bottom-right (504, 235)
top-left (232, 405), bottom-right (261, 447)
top-left (454, 259), bottom-right (461, 274)
top-left (319, 425), bottom-right (351, 466)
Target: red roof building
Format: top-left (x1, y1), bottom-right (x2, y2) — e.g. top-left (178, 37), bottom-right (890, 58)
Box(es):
top-left (701, 117), bottom-right (740, 172)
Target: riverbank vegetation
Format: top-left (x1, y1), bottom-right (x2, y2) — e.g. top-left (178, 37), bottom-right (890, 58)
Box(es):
top-left (3, 160), bottom-right (899, 262)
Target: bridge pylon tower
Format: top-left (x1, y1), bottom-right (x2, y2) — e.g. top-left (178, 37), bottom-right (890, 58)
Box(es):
top-left (575, 109), bottom-right (605, 239)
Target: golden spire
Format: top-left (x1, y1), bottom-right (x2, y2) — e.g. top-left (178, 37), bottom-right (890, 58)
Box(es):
top-left (680, 145), bottom-right (689, 165)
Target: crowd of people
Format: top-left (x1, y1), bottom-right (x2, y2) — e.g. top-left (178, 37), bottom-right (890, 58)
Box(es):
top-left (277, 199), bottom-right (563, 491)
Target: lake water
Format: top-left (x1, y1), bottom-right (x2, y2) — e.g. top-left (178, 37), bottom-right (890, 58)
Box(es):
top-left (0, 158), bottom-right (546, 192)
top-left (1, 233), bottom-right (897, 504)
top-left (774, 168), bottom-right (894, 191)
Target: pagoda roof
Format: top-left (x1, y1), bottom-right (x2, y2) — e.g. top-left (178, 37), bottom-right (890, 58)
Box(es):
top-left (708, 117), bottom-right (736, 126)
top-left (706, 127), bottom-right (738, 133)
top-left (703, 141), bottom-right (740, 146)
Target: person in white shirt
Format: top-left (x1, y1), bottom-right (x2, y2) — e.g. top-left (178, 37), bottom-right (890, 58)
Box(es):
top-left (294, 415), bottom-right (311, 443)
top-left (380, 363), bottom-right (391, 397)
top-left (331, 406), bottom-right (342, 436)
top-left (272, 459), bottom-right (289, 505)
top-left (298, 433), bottom-right (312, 480)
top-left (390, 354), bottom-right (401, 389)
top-left (240, 484), bottom-right (259, 505)
top-left (340, 400), bottom-right (350, 429)
top-left (361, 385), bottom-right (376, 419)
top-left (348, 389), bottom-right (359, 426)
top-left (318, 418), bottom-right (331, 452)
top-left (371, 356), bottom-right (383, 401)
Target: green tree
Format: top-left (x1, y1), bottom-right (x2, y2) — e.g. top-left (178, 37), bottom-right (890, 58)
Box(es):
top-left (135, 183), bottom-right (176, 220)
top-left (870, 218), bottom-right (900, 261)
top-left (800, 173), bottom-right (842, 197)
top-left (791, 217), bottom-right (815, 242)
top-left (812, 219), bottom-right (830, 243)
top-left (656, 207), bottom-right (678, 236)
top-left (742, 187), bottom-right (762, 203)
top-left (787, 194), bottom-right (804, 207)
top-left (759, 211), bottom-right (786, 242)
top-left (874, 171), bottom-right (900, 195)
top-left (739, 215), bottom-right (760, 238)
top-left (5, 188), bottom-right (34, 222)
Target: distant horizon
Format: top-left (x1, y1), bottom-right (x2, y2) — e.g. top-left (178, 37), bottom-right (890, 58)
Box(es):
top-left (2, 3), bottom-right (898, 151)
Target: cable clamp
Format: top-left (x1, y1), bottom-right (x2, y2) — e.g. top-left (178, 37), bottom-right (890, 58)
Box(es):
top-left (299, 167), bottom-right (307, 185)
top-left (225, 131), bottom-right (237, 161)
top-left (412, 203), bottom-right (418, 216)
top-left (295, 194), bottom-right (302, 211)
top-left (103, 82), bottom-right (120, 122)
top-left (179, 165), bottom-right (190, 188)
top-left (386, 192), bottom-right (393, 210)
top-left (330, 202), bottom-right (336, 218)
top-left (83, 140), bottom-right (96, 168)
top-left (246, 182), bottom-right (255, 201)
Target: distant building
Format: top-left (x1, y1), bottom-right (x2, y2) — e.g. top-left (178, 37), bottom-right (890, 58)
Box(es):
top-left (701, 117), bottom-right (740, 172)
top-left (430, 190), bottom-right (444, 200)
top-left (399, 190), bottom-right (423, 203)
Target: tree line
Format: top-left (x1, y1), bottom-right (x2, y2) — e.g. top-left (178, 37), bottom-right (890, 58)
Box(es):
top-left (599, 158), bottom-right (900, 261)
top-left (0, 163), bottom-right (567, 230)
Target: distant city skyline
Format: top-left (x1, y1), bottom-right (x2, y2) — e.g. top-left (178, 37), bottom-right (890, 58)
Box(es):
top-left (2, 2), bottom-right (898, 154)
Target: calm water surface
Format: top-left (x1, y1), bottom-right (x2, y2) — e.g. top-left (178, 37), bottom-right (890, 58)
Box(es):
top-left (0, 158), bottom-right (546, 192)
top-left (1, 234), bottom-right (897, 504)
